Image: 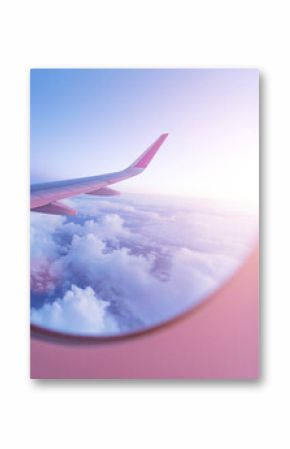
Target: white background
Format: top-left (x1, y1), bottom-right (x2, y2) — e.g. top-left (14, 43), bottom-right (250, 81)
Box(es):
top-left (0, 1), bottom-right (288, 448)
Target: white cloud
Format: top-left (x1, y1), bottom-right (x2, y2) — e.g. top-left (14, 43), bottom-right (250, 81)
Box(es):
top-left (31, 195), bottom-right (258, 335)
top-left (31, 285), bottom-right (119, 335)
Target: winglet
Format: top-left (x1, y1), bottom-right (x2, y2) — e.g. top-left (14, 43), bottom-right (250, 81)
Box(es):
top-left (128, 133), bottom-right (169, 170)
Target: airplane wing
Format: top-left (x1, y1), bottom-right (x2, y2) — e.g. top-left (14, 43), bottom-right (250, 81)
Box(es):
top-left (30, 133), bottom-right (168, 215)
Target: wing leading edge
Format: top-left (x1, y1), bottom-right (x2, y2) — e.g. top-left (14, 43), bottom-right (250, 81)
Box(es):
top-left (30, 133), bottom-right (168, 215)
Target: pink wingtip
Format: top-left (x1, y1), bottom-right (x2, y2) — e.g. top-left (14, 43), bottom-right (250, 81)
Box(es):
top-left (133, 133), bottom-right (169, 169)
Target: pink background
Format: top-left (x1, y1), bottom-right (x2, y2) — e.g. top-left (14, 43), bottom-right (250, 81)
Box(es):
top-left (31, 247), bottom-right (259, 379)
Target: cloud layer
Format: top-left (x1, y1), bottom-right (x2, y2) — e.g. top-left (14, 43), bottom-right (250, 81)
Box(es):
top-left (30, 194), bottom-right (258, 335)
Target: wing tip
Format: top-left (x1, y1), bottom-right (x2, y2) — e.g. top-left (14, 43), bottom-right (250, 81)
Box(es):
top-left (131, 133), bottom-right (169, 170)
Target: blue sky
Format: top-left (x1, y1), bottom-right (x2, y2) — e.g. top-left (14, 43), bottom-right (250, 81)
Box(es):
top-left (31, 69), bottom-right (258, 203)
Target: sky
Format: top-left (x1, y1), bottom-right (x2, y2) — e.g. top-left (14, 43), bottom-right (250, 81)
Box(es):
top-left (30, 69), bottom-right (259, 204)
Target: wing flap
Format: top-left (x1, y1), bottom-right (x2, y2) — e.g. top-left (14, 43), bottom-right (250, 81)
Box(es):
top-left (32, 201), bottom-right (77, 216)
top-left (87, 187), bottom-right (120, 196)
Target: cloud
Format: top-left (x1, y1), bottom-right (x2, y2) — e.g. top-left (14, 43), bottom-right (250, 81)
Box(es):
top-left (31, 285), bottom-right (119, 335)
top-left (31, 194), bottom-right (258, 335)
top-left (30, 214), bottom-right (66, 294)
